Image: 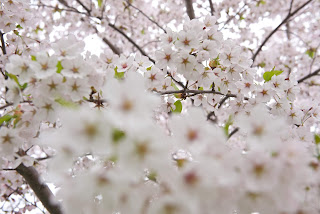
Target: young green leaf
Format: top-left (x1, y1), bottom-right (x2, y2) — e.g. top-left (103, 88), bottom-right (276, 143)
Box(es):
top-left (114, 67), bottom-right (125, 79)
top-left (306, 48), bottom-right (315, 58)
top-left (0, 114), bottom-right (13, 125)
top-left (56, 61), bottom-right (63, 73)
top-left (98, 0), bottom-right (102, 8)
top-left (263, 67), bottom-right (283, 82)
top-left (315, 134), bottom-right (320, 145)
top-left (112, 129), bottom-right (126, 144)
top-left (55, 97), bottom-right (78, 109)
top-left (173, 100), bottom-right (182, 113)
top-left (224, 115), bottom-right (233, 136)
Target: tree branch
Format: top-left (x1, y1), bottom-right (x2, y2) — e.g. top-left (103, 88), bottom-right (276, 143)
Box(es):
top-left (208, 0), bottom-right (215, 15)
top-left (108, 23), bottom-right (155, 63)
top-left (75, 0), bottom-right (91, 15)
top-left (219, 3), bottom-right (247, 30)
top-left (159, 89), bottom-right (236, 97)
top-left (102, 37), bottom-right (122, 55)
top-left (125, 0), bottom-right (166, 33)
top-left (0, 31), bottom-right (6, 55)
top-left (16, 164), bottom-right (63, 214)
top-left (252, 0), bottom-right (314, 63)
top-left (184, 0), bottom-right (195, 20)
top-left (228, 127), bottom-right (239, 139)
top-left (297, 68), bottom-right (320, 83)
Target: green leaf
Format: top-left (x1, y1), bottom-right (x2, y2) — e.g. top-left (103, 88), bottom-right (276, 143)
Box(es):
top-left (97, 0), bottom-right (102, 8)
top-left (146, 66), bottom-right (152, 71)
top-left (171, 82), bottom-right (179, 90)
top-left (0, 114), bottom-right (13, 125)
top-left (31, 55), bottom-right (37, 61)
top-left (112, 129), bottom-right (126, 144)
top-left (198, 87), bottom-right (203, 90)
top-left (141, 28), bottom-right (145, 35)
top-left (114, 67), bottom-right (125, 79)
top-left (16, 24), bottom-right (23, 29)
top-left (224, 115), bottom-right (233, 136)
top-left (257, 0), bottom-right (266, 6)
top-left (173, 100), bottom-right (182, 113)
top-left (55, 97), bottom-right (78, 109)
top-left (258, 62), bottom-right (266, 68)
top-left (147, 171), bottom-right (157, 182)
top-left (21, 83), bottom-right (28, 90)
top-left (56, 61), bottom-right (63, 73)
top-left (315, 134), bottom-right (320, 145)
top-left (263, 67), bottom-right (283, 82)
top-left (306, 48), bottom-right (316, 58)
top-left (274, 70), bottom-right (283, 76)
top-left (6, 73), bottom-right (20, 86)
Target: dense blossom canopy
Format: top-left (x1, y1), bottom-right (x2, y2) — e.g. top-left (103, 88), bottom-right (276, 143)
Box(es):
top-left (0, 0), bottom-right (320, 213)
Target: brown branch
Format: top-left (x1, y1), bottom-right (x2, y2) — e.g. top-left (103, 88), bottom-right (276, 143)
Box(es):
top-left (184, 0), bottom-right (195, 20)
top-left (0, 31), bottom-right (6, 55)
top-left (218, 96), bottom-right (230, 108)
top-left (102, 37), bottom-right (122, 55)
top-left (125, 0), bottom-right (166, 33)
top-left (75, 0), bottom-right (91, 15)
top-left (159, 89), bottom-right (236, 97)
top-left (16, 164), bottom-right (63, 214)
top-left (297, 68), bottom-right (320, 83)
top-left (208, 0), bottom-right (215, 15)
top-left (228, 127), bottom-right (239, 139)
top-left (219, 3), bottom-right (247, 30)
top-left (108, 23), bottom-right (155, 63)
top-left (252, 0), bottom-right (314, 63)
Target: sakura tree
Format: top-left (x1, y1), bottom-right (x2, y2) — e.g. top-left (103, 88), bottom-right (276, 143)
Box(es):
top-left (0, 0), bottom-right (320, 213)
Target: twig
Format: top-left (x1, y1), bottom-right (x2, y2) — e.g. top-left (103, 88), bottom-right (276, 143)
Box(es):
top-left (91, 24), bottom-right (122, 55)
top-left (166, 71), bottom-right (185, 88)
top-left (207, 111), bottom-right (217, 123)
top-left (184, 0), bottom-right (195, 20)
top-left (108, 23), bottom-right (155, 63)
top-left (218, 96), bottom-right (230, 108)
top-left (75, 0), bottom-right (91, 15)
top-left (208, 0), bottom-right (215, 15)
top-left (0, 31), bottom-right (7, 55)
top-left (0, 100), bottom-right (32, 110)
top-left (228, 127), bottom-right (239, 139)
top-left (297, 68), bottom-right (320, 83)
top-left (252, 0), bottom-right (314, 63)
top-left (102, 37), bottom-right (122, 55)
top-left (125, 0), bottom-right (166, 33)
top-left (16, 164), bottom-right (63, 214)
top-left (219, 3), bottom-right (247, 30)
top-left (159, 89), bottom-right (236, 97)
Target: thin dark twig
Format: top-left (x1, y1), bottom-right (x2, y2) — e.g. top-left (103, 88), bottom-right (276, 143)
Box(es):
top-left (0, 31), bottom-right (7, 55)
top-left (166, 72), bottom-right (185, 88)
top-left (208, 0), bottom-right (215, 15)
top-left (219, 3), bottom-right (247, 30)
top-left (76, 0), bottom-right (91, 15)
top-left (159, 89), bottom-right (236, 97)
top-left (125, 0), bottom-right (166, 33)
top-left (207, 111), bottom-right (217, 123)
top-left (228, 127), bottom-right (239, 139)
top-left (91, 25), bottom-right (122, 55)
top-left (252, 0), bottom-right (314, 63)
top-left (298, 68), bottom-right (320, 83)
top-left (108, 23), bottom-right (155, 63)
top-left (218, 96), bottom-right (230, 108)
top-left (0, 100), bottom-right (32, 110)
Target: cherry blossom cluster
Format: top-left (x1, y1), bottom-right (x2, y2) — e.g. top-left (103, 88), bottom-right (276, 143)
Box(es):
top-left (0, 0), bottom-right (320, 214)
